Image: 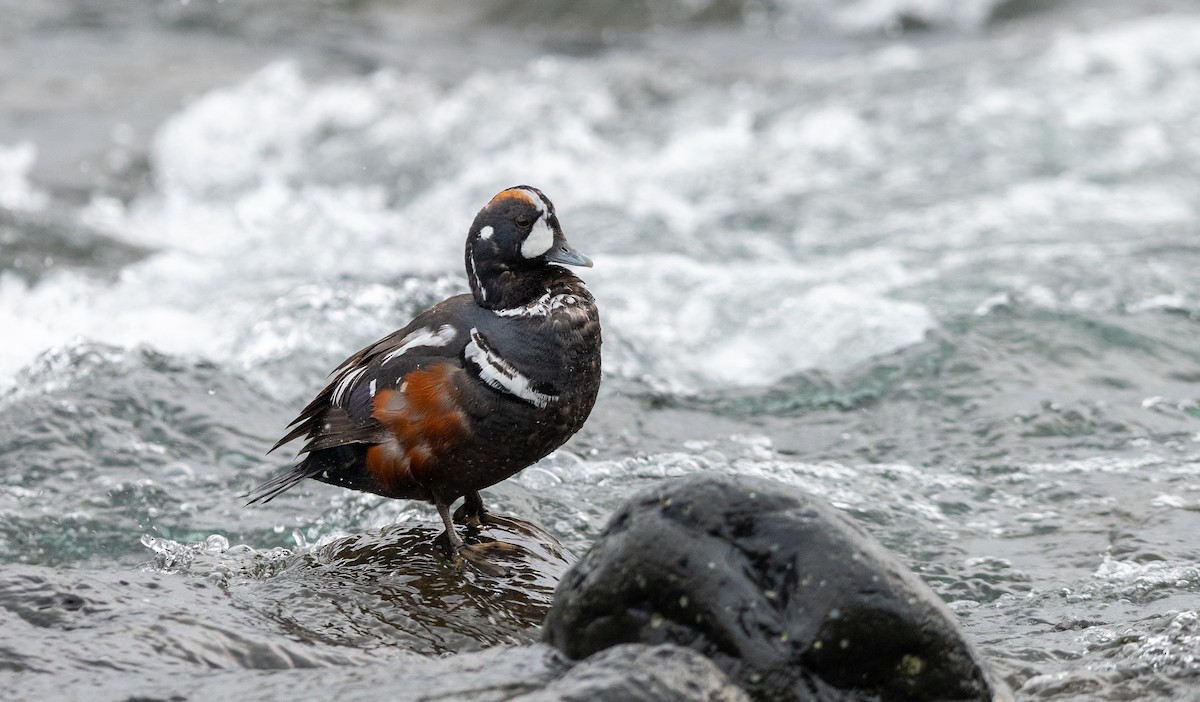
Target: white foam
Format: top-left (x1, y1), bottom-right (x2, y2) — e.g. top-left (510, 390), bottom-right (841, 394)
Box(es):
top-left (0, 142), bottom-right (48, 211)
top-left (0, 261), bottom-right (240, 392)
top-left (1092, 555), bottom-right (1200, 592)
top-left (5, 20), bottom-right (1194, 395)
top-left (1046, 15), bottom-right (1200, 87)
top-left (771, 0), bottom-right (1003, 34)
top-left (593, 254), bottom-right (934, 389)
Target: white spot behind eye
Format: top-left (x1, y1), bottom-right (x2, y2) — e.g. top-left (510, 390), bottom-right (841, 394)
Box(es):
top-left (479, 225), bottom-right (494, 240)
top-left (521, 214), bottom-right (554, 259)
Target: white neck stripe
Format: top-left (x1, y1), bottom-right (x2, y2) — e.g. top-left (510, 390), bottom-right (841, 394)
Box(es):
top-left (468, 250), bottom-right (486, 301)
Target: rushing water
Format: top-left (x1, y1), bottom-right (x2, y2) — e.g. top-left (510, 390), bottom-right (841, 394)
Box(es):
top-left (2, 1), bottom-right (1200, 699)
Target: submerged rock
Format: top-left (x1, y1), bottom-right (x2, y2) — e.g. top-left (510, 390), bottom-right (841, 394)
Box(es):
top-left (141, 516), bottom-right (576, 656)
top-left (126, 521), bottom-right (742, 702)
top-left (543, 473), bottom-right (1013, 701)
top-left (247, 518), bottom-right (575, 654)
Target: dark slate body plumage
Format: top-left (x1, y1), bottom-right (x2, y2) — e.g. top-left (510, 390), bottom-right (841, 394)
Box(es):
top-left (247, 186), bottom-right (601, 557)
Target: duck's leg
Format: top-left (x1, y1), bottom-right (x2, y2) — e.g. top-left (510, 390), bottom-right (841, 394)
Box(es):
top-left (453, 490), bottom-right (524, 530)
top-left (435, 498), bottom-right (466, 550)
top-left (452, 490), bottom-right (486, 528)
top-left (436, 495), bottom-right (509, 576)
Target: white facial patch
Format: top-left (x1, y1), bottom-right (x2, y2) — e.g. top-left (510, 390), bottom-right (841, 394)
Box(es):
top-left (521, 214), bottom-right (554, 259)
top-left (381, 324), bottom-right (458, 365)
top-left (479, 225), bottom-right (494, 240)
top-left (464, 328), bottom-right (558, 408)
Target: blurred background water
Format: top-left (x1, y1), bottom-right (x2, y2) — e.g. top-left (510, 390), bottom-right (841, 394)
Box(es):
top-left (1, 0), bottom-right (1199, 699)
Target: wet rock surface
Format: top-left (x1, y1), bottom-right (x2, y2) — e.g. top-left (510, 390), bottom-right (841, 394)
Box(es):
top-left (7, 641), bottom-right (745, 702)
top-left (0, 464), bottom-right (1031, 701)
top-left (520, 644), bottom-right (750, 702)
top-left (3, 517), bottom-right (745, 702)
top-left (543, 473), bottom-right (1012, 701)
top-left (238, 519), bottom-right (575, 654)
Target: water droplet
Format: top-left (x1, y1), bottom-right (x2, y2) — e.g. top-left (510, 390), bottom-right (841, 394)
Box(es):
top-left (204, 534), bottom-right (230, 553)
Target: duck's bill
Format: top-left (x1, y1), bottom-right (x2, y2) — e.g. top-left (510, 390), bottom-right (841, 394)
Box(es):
top-left (544, 241), bottom-right (593, 268)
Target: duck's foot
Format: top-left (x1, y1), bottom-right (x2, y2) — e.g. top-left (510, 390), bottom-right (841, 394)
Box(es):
top-left (452, 504), bottom-right (525, 531)
top-left (454, 540), bottom-right (524, 577)
top-left (452, 491), bottom-right (530, 532)
top-left (452, 491), bottom-right (491, 529)
top-left (439, 494), bottom-right (529, 575)
top-left (473, 513), bottom-right (525, 531)
top-left (452, 503), bottom-right (484, 529)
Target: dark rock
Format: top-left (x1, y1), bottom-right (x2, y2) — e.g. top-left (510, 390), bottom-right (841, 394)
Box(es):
top-left (543, 473), bottom-right (1013, 701)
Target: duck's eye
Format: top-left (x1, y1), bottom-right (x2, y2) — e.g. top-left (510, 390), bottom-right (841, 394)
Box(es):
top-left (514, 215), bottom-right (533, 227)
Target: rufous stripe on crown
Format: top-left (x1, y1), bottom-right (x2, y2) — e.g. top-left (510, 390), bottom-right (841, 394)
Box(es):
top-left (491, 188), bottom-right (536, 207)
top-left (490, 186), bottom-right (549, 213)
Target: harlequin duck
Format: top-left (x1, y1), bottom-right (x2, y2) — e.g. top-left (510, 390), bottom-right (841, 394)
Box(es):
top-left (247, 185), bottom-right (601, 568)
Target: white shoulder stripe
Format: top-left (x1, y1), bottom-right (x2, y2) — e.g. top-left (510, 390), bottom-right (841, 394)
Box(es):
top-left (381, 324), bottom-right (458, 365)
top-left (464, 327), bottom-right (558, 409)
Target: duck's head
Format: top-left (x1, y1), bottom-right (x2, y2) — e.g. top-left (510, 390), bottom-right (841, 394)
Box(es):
top-left (465, 185), bottom-right (591, 308)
